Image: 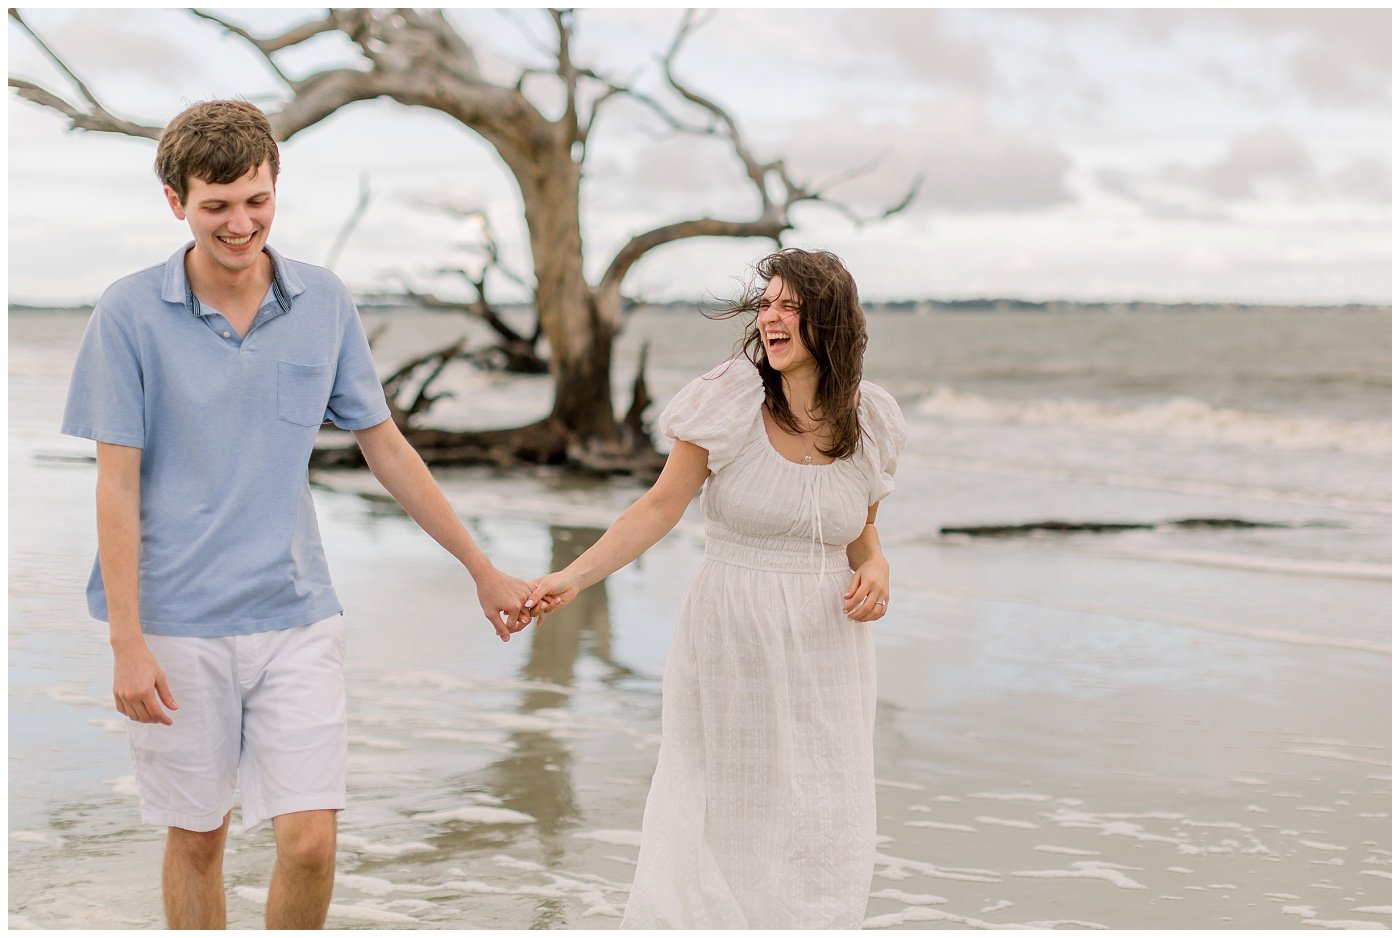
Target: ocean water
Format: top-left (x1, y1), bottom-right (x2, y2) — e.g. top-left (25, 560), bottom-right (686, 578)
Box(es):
top-left (8, 304), bottom-right (1391, 929)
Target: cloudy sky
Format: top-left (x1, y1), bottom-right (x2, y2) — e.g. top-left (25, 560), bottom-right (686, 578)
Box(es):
top-left (7, 8), bottom-right (1392, 306)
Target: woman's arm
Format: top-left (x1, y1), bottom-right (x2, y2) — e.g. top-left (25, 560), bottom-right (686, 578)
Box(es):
top-left (526, 441), bottom-right (711, 610)
top-left (843, 504), bottom-right (890, 622)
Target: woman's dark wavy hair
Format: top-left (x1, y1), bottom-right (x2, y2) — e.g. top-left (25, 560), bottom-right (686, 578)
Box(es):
top-left (709, 248), bottom-right (868, 460)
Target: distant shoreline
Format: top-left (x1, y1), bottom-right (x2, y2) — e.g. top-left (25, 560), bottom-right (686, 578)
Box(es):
top-left (9, 298), bottom-right (1392, 316)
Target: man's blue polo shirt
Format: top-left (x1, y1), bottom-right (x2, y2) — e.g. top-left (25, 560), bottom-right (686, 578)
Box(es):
top-left (62, 242), bottom-right (392, 637)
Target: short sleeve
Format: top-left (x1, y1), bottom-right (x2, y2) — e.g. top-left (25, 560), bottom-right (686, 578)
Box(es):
top-left (656, 359), bottom-right (764, 473)
top-left (857, 381), bottom-right (906, 505)
top-left (61, 296), bottom-right (146, 448)
top-left (325, 302), bottom-right (392, 430)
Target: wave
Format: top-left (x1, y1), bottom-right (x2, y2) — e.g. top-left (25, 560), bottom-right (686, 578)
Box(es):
top-left (914, 386), bottom-right (1390, 455)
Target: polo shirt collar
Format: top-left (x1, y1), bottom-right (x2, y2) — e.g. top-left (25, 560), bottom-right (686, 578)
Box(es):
top-left (159, 241), bottom-right (305, 317)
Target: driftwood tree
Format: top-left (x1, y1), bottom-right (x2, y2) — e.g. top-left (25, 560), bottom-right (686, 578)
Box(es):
top-left (10, 8), bottom-right (915, 475)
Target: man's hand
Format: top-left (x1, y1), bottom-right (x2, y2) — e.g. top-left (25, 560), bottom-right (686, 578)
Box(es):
top-left (475, 567), bottom-right (537, 642)
top-left (112, 637), bottom-right (178, 725)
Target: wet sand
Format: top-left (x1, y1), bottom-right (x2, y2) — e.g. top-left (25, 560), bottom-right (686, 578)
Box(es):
top-left (10, 467), bottom-right (1391, 929)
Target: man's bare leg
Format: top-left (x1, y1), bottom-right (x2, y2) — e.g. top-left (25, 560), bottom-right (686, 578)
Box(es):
top-left (267, 809), bottom-right (337, 929)
top-left (164, 812), bottom-right (231, 928)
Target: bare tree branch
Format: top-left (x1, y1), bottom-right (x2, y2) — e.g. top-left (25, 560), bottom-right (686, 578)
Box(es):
top-left (598, 214), bottom-right (786, 311)
top-left (325, 174), bottom-right (372, 271)
top-left (188, 8), bottom-right (330, 88)
top-left (596, 8), bottom-right (919, 305)
top-left (379, 337), bottom-right (468, 427)
top-left (574, 62), bottom-right (711, 150)
top-left (8, 9), bottom-right (165, 137)
top-left (410, 198), bottom-right (537, 297)
top-left (877, 175), bottom-right (924, 218)
top-left (11, 9), bottom-right (105, 112)
top-left (416, 9), bottom-right (483, 79)
top-left (388, 265), bottom-right (541, 366)
top-left (596, 11), bottom-right (796, 304)
top-left (659, 10), bottom-right (777, 202)
top-left (809, 148), bottom-right (890, 195)
top-left (191, 8), bottom-right (344, 54)
top-left (498, 8), bottom-right (560, 72)
top-left (551, 8), bottom-right (580, 144)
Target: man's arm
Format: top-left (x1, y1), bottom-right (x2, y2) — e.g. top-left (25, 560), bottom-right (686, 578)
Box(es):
top-left (97, 442), bottom-right (178, 724)
top-left (351, 419), bottom-right (532, 641)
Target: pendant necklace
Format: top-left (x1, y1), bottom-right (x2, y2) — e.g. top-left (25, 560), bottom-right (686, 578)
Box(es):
top-left (800, 418), bottom-right (820, 464)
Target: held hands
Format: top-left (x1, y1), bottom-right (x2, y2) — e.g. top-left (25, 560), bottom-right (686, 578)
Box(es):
top-left (475, 566), bottom-right (539, 642)
top-left (525, 571), bottom-right (583, 618)
top-left (112, 637), bottom-right (178, 725)
top-left (843, 555), bottom-right (891, 622)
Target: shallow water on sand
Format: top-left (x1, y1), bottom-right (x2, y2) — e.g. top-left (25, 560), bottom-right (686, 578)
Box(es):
top-left (9, 306), bottom-right (1390, 929)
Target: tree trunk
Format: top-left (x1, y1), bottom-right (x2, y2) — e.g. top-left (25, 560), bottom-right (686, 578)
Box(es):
top-left (520, 144), bottom-right (620, 447)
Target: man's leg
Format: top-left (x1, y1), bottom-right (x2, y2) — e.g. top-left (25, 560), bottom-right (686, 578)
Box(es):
top-left (129, 633), bottom-right (240, 928)
top-left (240, 616), bottom-right (347, 928)
top-left (267, 809), bottom-right (338, 929)
top-left (163, 812), bottom-right (231, 928)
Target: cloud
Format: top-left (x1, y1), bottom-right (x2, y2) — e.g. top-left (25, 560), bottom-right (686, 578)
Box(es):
top-left (1163, 125), bottom-right (1317, 201)
top-left (1229, 10), bottom-right (1389, 107)
top-left (780, 96), bottom-right (1072, 214)
top-left (1096, 126), bottom-right (1387, 220)
top-left (837, 10), bottom-right (992, 91)
top-left (42, 11), bottom-right (202, 85)
top-left (1094, 167), bottom-right (1229, 222)
top-left (1133, 9), bottom-right (1388, 108)
top-left (1008, 10), bottom-right (1388, 109)
top-left (1330, 157), bottom-right (1391, 205)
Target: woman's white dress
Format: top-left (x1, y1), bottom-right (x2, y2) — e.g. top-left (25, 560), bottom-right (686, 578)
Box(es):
top-left (621, 359), bottom-right (907, 929)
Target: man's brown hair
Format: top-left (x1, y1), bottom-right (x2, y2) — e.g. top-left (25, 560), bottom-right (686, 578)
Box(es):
top-left (155, 99), bottom-right (279, 205)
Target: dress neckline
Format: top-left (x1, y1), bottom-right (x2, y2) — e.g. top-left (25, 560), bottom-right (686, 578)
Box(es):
top-left (754, 386), bottom-right (871, 468)
top-left (755, 412), bottom-right (840, 468)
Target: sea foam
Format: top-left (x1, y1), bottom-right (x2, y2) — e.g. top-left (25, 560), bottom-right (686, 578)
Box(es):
top-left (916, 386), bottom-right (1389, 455)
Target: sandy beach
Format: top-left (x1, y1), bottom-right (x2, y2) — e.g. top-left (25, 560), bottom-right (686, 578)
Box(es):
top-left (9, 305), bottom-right (1391, 929)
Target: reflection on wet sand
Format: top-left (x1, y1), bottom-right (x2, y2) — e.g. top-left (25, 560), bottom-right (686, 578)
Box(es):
top-left (426, 525), bottom-right (630, 927)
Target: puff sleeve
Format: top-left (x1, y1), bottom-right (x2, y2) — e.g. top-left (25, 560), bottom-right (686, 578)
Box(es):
top-left (656, 359), bottom-right (765, 473)
top-left (856, 380), bottom-right (907, 505)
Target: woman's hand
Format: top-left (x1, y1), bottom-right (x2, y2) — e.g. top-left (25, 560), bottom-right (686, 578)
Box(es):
top-left (843, 554), bottom-right (890, 622)
top-left (526, 571), bottom-right (583, 617)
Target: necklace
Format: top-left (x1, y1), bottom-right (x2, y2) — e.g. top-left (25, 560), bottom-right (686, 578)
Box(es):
top-left (798, 417), bottom-right (823, 464)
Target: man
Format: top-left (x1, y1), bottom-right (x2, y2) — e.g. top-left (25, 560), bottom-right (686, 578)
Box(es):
top-left (61, 99), bottom-right (539, 929)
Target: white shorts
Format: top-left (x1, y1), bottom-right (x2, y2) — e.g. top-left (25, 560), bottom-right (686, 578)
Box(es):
top-left (127, 614), bottom-right (348, 834)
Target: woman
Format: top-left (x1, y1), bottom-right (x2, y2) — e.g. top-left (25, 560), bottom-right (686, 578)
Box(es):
top-left (526, 248), bottom-right (906, 928)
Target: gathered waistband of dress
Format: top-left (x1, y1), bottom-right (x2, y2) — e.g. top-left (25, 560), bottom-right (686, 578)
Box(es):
top-left (704, 528), bottom-right (848, 574)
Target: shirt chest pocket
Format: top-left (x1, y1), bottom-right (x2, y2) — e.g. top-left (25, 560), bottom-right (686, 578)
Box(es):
top-left (277, 361), bottom-right (335, 427)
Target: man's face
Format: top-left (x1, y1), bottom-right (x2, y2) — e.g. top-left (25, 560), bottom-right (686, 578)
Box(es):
top-left (166, 161), bottom-right (276, 276)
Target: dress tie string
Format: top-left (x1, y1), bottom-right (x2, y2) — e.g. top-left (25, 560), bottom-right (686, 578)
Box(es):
top-left (807, 469), bottom-right (827, 582)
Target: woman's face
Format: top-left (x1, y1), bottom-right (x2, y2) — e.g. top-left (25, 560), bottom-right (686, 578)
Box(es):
top-left (757, 276), bottom-right (815, 375)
